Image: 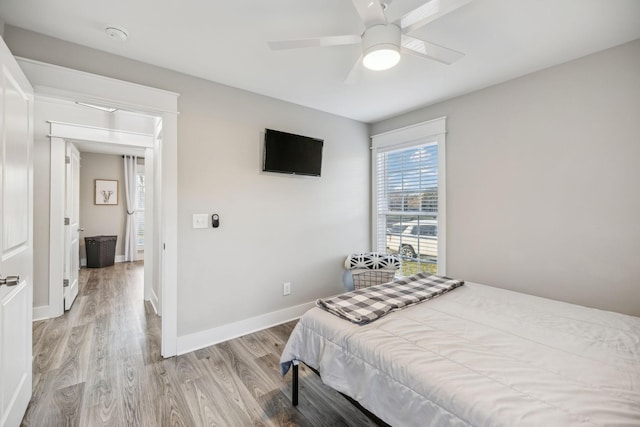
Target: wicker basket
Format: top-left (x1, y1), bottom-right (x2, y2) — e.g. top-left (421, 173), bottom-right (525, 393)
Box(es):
top-left (351, 269), bottom-right (396, 290)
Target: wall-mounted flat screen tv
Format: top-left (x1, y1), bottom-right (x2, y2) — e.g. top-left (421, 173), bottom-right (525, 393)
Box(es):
top-left (263, 129), bottom-right (323, 177)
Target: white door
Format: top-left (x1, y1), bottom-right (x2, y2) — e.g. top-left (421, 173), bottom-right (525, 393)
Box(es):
top-left (0, 38), bottom-right (34, 427)
top-left (63, 142), bottom-right (80, 310)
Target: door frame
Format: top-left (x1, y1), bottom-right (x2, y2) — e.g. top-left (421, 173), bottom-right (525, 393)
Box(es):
top-left (49, 126), bottom-right (154, 314)
top-left (19, 57), bottom-right (179, 357)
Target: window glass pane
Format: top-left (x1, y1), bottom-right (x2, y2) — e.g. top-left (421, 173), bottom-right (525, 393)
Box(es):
top-left (136, 173), bottom-right (145, 246)
top-left (376, 142), bottom-right (439, 276)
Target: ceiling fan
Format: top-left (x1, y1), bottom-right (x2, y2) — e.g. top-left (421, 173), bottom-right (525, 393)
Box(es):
top-left (268, 0), bottom-right (472, 83)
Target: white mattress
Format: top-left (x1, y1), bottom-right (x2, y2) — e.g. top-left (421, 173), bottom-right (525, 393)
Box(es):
top-left (280, 283), bottom-right (640, 426)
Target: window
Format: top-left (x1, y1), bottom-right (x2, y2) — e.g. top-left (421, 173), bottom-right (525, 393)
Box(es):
top-left (372, 118), bottom-right (446, 276)
top-left (136, 167), bottom-right (145, 249)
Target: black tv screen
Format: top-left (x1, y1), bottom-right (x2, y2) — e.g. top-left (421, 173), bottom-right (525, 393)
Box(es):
top-left (263, 129), bottom-right (323, 177)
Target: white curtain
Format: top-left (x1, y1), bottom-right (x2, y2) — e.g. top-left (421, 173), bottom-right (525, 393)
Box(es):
top-left (123, 155), bottom-right (138, 262)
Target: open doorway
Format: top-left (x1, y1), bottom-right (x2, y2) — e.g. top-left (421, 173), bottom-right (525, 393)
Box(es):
top-left (73, 152), bottom-right (145, 268)
top-left (75, 152), bottom-right (145, 267)
top-left (49, 119), bottom-right (160, 320)
top-left (66, 145), bottom-right (154, 359)
top-left (21, 56), bottom-right (179, 357)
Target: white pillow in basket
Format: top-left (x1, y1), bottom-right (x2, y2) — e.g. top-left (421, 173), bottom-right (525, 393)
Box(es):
top-left (344, 252), bottom-right (401, 271)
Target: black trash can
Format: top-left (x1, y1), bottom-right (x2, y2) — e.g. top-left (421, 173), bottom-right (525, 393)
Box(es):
top-left (85, 235), bottom-right (117, 268)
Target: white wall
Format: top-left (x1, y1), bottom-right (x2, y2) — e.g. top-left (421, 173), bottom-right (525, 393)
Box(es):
top-left (32, 125), bottom-right (50, 308)
top-left (5, 26), bottom-right (371, 338)
top-left (373, 39), bottom-right (640, 316)
top-left (79, 152), bottom-right (126, 264)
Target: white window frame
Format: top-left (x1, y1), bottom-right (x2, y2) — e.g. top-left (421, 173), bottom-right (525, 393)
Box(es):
top-left (371, 117), bottom-right (447, 275)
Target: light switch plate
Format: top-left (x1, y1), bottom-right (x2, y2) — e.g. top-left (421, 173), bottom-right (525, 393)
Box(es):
top-left (192, 214), bottom-right (209, 229)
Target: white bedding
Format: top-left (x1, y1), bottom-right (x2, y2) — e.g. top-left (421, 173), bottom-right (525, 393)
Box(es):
top-left (280, 282), bottom-right (640, 426)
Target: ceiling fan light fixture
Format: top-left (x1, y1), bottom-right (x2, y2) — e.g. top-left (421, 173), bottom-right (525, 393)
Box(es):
top-left (361, 24), bottom-right (402, 71)
top-left (363, 45), bottom-right (401, 70)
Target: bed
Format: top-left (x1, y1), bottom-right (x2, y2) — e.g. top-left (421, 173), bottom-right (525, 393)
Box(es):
top-left (280, 277), bottom-right (640, 426)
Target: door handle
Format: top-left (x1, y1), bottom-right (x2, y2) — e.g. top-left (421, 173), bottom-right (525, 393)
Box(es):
top-left (78, 228), bottom-right (85, 232)
top-left (0, 275), bottom-right (19, 286)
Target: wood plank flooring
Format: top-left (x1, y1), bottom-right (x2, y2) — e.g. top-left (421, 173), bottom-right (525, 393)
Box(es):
top-left (23, 262), bottom-right (380, 426)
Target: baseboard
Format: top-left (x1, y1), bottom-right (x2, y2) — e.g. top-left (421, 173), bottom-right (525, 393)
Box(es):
top-left (176, 301), bottom-right (315, 356)
top-left (33, 304), bottom-right (62, 321)
top-left (148, 288), bottom-right (160, 315)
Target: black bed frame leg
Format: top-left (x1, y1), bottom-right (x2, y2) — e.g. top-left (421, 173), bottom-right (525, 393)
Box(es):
top-left (292, 361), bottom-right (299, 406)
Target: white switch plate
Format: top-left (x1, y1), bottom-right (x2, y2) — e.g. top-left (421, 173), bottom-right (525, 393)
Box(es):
top-left (192, 214), bottom-right (209, 229)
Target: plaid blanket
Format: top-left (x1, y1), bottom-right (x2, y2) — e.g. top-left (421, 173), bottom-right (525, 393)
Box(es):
top-left (317, 272), bottom-right (464, 324)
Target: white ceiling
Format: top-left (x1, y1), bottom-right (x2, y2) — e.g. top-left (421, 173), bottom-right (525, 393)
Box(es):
top-left (1, 0), bottom-right (639, 123)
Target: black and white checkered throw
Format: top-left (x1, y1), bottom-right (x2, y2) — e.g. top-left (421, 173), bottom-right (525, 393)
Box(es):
top-left (317, 272), bottom-right (464, 324)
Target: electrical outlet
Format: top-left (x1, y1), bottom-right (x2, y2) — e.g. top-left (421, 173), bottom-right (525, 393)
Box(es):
top-left (283, 282), bottom-right (291, 296)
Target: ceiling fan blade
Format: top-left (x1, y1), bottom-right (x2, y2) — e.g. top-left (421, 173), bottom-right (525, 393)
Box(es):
top-left (401, 35), bottom-right (464, 65)
top-left (351, 0), bottom-right (387, 27)
top-left (344, 55), bottom-right (364, 85)
top-left (268, 35), bottom-right (360, 50)
top-left (400, 0), bottom-right (472, 34)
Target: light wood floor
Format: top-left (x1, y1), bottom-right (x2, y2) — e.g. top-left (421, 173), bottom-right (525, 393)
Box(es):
top-left (23, 262), bottom-right (379, 426)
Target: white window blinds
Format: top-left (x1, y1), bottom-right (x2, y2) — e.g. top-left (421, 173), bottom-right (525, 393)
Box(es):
top-left (371, 117), bottom-right (446, 276)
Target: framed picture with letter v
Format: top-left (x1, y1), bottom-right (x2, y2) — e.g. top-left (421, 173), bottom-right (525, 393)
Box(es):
top-left (95, 179), bottom-right (118, 205)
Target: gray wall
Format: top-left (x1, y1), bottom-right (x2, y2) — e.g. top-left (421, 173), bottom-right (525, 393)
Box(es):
top-left (79, 152), bottom-right (126, 262)
top-left (5, 26), bottom-right (371, 335)
top-left (373, 39), bottom-right (640, 316)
